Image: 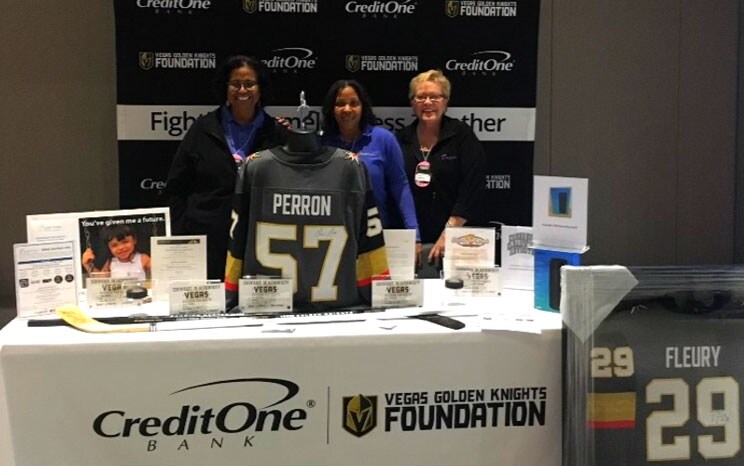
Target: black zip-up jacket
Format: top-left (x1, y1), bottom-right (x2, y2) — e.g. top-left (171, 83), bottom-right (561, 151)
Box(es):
top-left (396, 115), bottom-right (486, 244)
top-left (165, 107), bottom-right (287, 279)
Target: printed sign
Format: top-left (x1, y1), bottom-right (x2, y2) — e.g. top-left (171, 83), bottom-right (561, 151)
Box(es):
top-left (239, 277), bottom-right (293, 314)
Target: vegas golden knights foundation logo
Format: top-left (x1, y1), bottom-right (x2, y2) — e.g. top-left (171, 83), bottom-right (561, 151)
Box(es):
top-left (346, 55), bottom-right (361, 73)
top-left (243, 0), bottom-right (258, 13)
top-left (139, 52), bottom-right (154, 70)
top-left (445, 0), bottom-right (460, 18)
top-left (342, 394), bottom-right (377, 437)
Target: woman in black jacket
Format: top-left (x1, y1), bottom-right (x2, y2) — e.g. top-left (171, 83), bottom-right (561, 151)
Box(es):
top-left (165, 55), bottom-right (287, 279)
top-left (396, 69), bottom-right (486, 268)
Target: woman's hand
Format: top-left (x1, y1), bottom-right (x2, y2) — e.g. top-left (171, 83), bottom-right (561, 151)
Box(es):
top-left (415, 242), bottom-right (423, 269)
top-left (274, 117), bottom-right (292, 129)
top-left (428, 234), bottom-right (446, 266)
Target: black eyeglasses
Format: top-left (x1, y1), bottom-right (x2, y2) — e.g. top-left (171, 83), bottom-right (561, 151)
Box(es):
top-left (228, 80), bottom-right (258, 90)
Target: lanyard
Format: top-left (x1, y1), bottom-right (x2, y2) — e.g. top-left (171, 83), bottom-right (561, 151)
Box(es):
top-left (420, 146), bottom-right (431, 162)
top-left (415, 146), bottom-right (432, 188)
top-left (225, 122), bottom-right (257, 160)
top-left (222, 106), bottom-right (263, 161)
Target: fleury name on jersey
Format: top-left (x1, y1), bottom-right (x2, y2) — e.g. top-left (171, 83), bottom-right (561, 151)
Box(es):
top-left (665, 345), bottom-right (721, 369)
top-left (272, 193), bottom-right (332, 217)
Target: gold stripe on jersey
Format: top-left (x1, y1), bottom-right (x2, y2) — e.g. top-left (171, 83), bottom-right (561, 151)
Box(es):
top-left (225, 254), bottom-right (243, 289)
top-left (588, 392), bottom-right (636, 424)
top-left (356, 246), bottom-right (390, 286)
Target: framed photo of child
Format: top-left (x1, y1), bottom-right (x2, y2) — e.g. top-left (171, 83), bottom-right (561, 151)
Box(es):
top-left (79, 213), bottom-right (168, 280)
top-left (26, 208), bottom-right (170, 298)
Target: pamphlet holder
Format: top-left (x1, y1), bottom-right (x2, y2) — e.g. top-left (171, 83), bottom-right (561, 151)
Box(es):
top-left (530, 244), bottom-right (590, 312)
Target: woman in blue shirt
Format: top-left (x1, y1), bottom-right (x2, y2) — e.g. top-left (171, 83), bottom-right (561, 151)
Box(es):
top-left (321, 80), bottom-right (421, 255)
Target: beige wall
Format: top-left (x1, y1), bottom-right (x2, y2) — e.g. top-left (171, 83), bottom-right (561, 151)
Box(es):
top-left (0, 1), bottom-right (739, 326)
top-left (0, 1), bottom-right (118, 324)
top-left (535, 0), bottom-right (737, 265)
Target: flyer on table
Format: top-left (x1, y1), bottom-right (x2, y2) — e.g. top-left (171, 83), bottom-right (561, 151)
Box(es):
top-left (532, 176), bottom-right (588, 251)
top-left (14, 241), bottom-right (77, 317)
top-left (151, 235), bottom-right (207, 301)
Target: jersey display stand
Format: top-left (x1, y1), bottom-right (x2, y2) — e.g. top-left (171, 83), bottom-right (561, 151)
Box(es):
top-left (225, 130), bottom-right (389, 312)
top-left (562, 265), bottom-right (744, 466)
top-left (531, 176), bottom-right (590, 312)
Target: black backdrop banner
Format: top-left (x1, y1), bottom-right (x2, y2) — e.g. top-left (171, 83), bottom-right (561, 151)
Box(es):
top-left (114, 0), bottom-right (539, 227)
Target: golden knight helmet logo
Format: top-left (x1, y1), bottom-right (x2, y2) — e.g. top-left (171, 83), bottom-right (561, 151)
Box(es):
top-left (243, 0), bottom-right (258, 13)
top-left (139, 52), bottom-right (155, 70)
top-left (445, 0), bottom-right (460, 18)
top-left (346, 55), bottom-right (361, 73)
top-left (343, 394), bottom-right (377, 437)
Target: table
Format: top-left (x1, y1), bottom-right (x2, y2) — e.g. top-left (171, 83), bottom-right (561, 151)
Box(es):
top-left (0, 290), bottom-right (562, 466)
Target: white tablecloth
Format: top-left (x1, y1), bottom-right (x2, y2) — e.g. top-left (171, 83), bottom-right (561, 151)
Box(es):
top-left (0, 289), bottom-right (562, 466)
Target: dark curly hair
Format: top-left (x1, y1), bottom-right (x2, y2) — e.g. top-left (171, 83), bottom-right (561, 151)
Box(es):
top-left (321, 79), bottom-right (377, 136)
top-left (212, 55), bottom-right (273, 106)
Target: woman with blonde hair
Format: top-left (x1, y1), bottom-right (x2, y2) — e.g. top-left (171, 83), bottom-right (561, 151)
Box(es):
top-left (396, 70), bottom-right (486, 268)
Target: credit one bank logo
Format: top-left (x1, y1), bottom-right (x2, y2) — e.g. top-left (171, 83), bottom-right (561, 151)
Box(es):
top-left (92, 378), bottom-right (310, 451)
top-left (445, 50), bottom-right (514, 74)
top-left (140, 178), bottom-right (167, 194)
top-left (262, 48), bottom-right (317, 72)
top-left (136, 0), bottom-right (212, 10)
top-left (345, 0), bottom-right (417, 17)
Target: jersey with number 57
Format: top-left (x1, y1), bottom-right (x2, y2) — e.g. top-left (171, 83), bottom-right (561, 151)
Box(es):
top-left (225, 146), bottom-right (389, 312)
top-left (587, 303), bottom-right (743, 466)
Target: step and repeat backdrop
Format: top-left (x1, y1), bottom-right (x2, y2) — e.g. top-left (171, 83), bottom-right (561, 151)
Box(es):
top-left (114, 0), bottom-right (539, 227)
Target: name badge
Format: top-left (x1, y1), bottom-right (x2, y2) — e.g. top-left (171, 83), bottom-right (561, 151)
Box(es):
top-left (239, 277), bottom-right (293, 314)
top-left (169, 281), bottom-right (225, 315)
top-left (414, 161), bottom-right (431, 187)
top-left (372, 279), bottom-right (424, 308)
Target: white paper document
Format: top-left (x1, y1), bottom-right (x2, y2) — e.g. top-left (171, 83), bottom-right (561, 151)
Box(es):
top-left (151, 236), bottom-right (207, 300)
top-left (532, 176), bottom-right (588, 251)
top-left (383, 229), bottom-right (416, 280)
top-left (14, 241), bottom-right (77, 317)
top-left (500, 225), bottom-right (534, 290)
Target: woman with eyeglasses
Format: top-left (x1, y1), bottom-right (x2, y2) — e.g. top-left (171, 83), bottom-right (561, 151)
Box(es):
top-left (396, 69), bottom-right (486, 269)
top-left (321, 80), bottom-right (421, 250)
top-left (165, 55), bottom-right (287, 280)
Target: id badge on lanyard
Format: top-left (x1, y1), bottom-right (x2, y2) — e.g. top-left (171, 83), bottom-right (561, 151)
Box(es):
top-left (414, 161), bottom-right (431, 187)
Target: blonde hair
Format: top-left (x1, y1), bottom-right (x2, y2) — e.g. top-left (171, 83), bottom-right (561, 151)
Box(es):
top-left (408, 69), bottom-right (451, 100)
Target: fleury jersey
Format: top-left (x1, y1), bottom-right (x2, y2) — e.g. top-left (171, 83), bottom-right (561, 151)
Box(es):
top-left (225, 146), bottom-right (389, 312)
top-left (584, 302), bottom-right (744, 466)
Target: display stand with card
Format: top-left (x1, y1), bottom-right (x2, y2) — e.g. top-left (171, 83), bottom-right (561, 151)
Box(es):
top-left (530, 176), bottom-right (590, 312)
